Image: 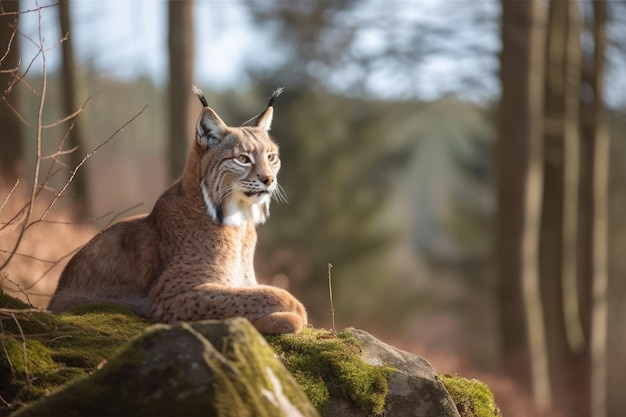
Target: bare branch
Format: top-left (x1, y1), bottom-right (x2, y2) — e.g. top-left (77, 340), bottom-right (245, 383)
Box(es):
top-left (2, 273), bottom-right (34, 311)
top-left (40, 146), bottom-right (79, 161)
top-left (0, 2), bottom-right (59, 17)
top-left (0, 2), bottom-right (48, 270)
top-left (104, 202), bottom-right (144, 226)
top-left (21, 202), bottom-right (144, 293)
top-left (0, 179), bottom-right (19, 215)
top-left (0, 17), bottom-right (17, 65)
top-left (0, 249), bottom-right (56, 263)
top-left (41, 96), bottom-right (90, 129)
top-left (0, 209), bottom-right (27, 237)
top-left (1, 96), bottom-right (36, 130)
top-left (0, 308), bottom-right (48, 315)
top-left (38, 104), bottom-right (150, 221)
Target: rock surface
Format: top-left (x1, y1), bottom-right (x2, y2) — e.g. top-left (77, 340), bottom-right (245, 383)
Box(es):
top-left (1, 291), bottom-right (498, 417)
top-left (344, 328), bottom-right (461, 417)
top-left (12, 318), bottom-right (319, 417)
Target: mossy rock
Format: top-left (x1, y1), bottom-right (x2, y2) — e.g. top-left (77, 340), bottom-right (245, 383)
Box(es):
top-left (441, 375), bottom-right (502, 417)
top-left (266, 328), bottom-right (394, 415)
top-left (13, 318), bottom-right (319, 417)
top-left (1, 290), bottom-right (498, 417)
top-left (0, 290), bottom-right (148, 415)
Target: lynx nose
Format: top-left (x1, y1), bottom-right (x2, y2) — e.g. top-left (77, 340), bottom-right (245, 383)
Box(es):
top-left (259, 175), bottom-right (274, 187)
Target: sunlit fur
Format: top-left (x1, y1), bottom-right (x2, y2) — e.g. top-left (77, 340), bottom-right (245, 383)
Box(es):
top-left (48, 88), bottom-right (307, 335)
top-left (196, 126), bottom-right (281, 227)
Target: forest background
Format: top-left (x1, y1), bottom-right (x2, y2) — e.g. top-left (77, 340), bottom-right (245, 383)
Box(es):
top-left (1, 1), bottom-right (625, 417)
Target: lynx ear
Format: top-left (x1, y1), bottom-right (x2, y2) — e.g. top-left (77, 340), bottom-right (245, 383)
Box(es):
top-left (242, 87), bottom-right (284, 132)
top-left (196, 108), bottom-right (228, 149)
top-left (193, 85), bottom-right (227, 150)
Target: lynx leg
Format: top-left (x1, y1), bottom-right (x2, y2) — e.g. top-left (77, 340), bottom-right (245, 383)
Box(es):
top-left (149, 281), bottom-right (307, 334)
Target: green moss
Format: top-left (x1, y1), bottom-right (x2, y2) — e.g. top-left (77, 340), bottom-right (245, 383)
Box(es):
top-left (0, 290), bottom-right (148, 415)
top-left (13, 320), bottom-right (319, 417)
top-left (266, 328), bottom-right (394, 416)
top-left (441, 375), bottom-right (502, 417)
top-left (192, 320), bottom-right (315, 417)
top-left (4, 288), bottom-right (499, 417)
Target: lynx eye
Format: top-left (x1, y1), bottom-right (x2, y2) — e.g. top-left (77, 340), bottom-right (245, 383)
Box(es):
top-left (235, 155), bottom-right (252, 164)
top-left (267, 153), bottom-right (278, 163)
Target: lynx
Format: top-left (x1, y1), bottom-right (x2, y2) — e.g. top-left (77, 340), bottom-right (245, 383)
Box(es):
top-left (48, 87), bottom-right (307, 334)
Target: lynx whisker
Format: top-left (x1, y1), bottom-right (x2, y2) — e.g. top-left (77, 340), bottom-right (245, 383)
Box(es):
top-left (272, 184), bottom-right (289, 204)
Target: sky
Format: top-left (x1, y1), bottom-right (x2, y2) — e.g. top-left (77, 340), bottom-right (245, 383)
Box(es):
top-left (19, 0), bottom-right (255, 89)
top-left (17, 0), bottom-right (502, 101)
top-left (16, 0), bottom-right (624, 106)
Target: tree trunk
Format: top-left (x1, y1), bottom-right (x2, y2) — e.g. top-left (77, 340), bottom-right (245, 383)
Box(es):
top-left (59, 0), bottom-right (89, 218)
top-left (540, 1), bottom-right (587, 415)
top-left (0, 0), bottom-right (23, 183)
top-left (497, 0), bottom-right (550, 409)
top-left (578, 3), bottom-right (609, 416)
top-left (167, 0), bottom-right (195, 181)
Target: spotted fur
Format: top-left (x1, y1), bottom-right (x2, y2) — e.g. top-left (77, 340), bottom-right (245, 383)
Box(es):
top-left (48, 87), bottom-right (307, 335)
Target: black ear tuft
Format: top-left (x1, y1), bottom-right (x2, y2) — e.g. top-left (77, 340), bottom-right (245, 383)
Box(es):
top-left (192, 85), bottom-right (208, 107)
top-left (267, 87), bottom-right (284, 107)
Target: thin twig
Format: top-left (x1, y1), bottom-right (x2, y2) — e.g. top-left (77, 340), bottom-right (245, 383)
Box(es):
top-left (0, 179), bottom-right (19, 215)
top-left (2, 274), bottom-right (33, 306)
top-left (38, 104), bottom-right (149, 221)
top-left (104, 202), bottom-right (144, 226)
top-left (21, 249), bottom-right (77, 292)
top-left (37, 98), bottom-right (89, 195)
top-left (0, 308), bottom-right (47, 315)
top-left (42, 96), bottom-right (90, 129)
top-left (40, 146), bottom-right (79, 160)
top-left (328, 263), bottom-right (336, 335)
top-left (1, 96), bottom-right (36, 131)
top-left (0, 4), bottom-right (46, 271)
top-left (0, 249), bottom-right (56, 264)
top-left (0, 209), bottom-right (27, 237)
top-left (19, 202), bottom-right (144, 293)
top-left (0, 18), bottom-right (17, 64)
top-left (0, 2), bottom-right (58, 17)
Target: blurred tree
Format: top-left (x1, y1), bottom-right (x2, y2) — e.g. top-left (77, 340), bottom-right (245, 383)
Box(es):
top-left (539, 1), bottom-right (586, 415)
top-left (237, 1), bottom-right (423, 326)
top-left (251, 90), bottom-right (415, 326)
top-left (244, 1), bottom-right (497, 99)
top-left (244, 1), bottom-right (359, 90)
top-left (58, 0), bottom-right (89, 218)
top-left (579, 3), bottom-right (609, 417)
top-left (167, 0), bottom-right (194, 180)
top-left (0, 0), bottom-right (22, 183)
top-left (497, 0), bottom-right (550, 410)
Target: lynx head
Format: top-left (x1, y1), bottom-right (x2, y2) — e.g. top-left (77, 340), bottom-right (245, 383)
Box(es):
top-left (191, 86), bottom-right (285, 227)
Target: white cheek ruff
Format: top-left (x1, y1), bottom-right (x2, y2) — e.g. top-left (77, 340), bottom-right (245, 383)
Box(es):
top-left (201, 181), bottom-right (217, 220)
top-left (201, 181), bottom-right (270, 227)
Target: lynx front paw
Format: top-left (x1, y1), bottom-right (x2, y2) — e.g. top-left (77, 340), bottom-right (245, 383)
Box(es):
top-left (256, 285), bottom-right (308, 323)
top-left (251, 312), bottom-right (305, 334)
